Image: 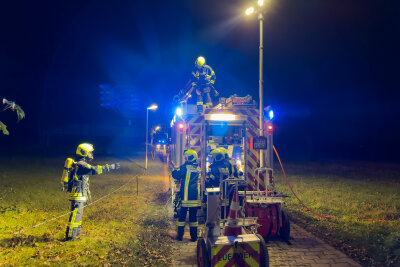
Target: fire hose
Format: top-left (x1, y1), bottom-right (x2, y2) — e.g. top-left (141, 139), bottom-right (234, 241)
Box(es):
top-left (273, 146), bottom-right (392, 223)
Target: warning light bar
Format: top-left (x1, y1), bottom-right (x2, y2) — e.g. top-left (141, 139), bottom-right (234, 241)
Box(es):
top-left (209, 114), bottom-right (237, 121)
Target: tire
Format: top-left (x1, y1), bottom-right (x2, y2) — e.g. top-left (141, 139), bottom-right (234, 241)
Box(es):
top-left (197, 237), bottom-right (210, 267)
top-left (280, 210), bottom-right (290, 242)
top-left (256, 234), bottom-right (269, 267)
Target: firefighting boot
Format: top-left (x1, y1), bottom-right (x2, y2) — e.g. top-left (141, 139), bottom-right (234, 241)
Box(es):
top-left (197, 93), bottom-right (204, 113)
top-left (197, 103), bottom-right (203, 113)
top-left (205, 92), bottom-right (212, 109)
top-left (190, 227), bottom-right (198, 242)
top-left (177, 226), bottom-right (184, 241)
top-left (65, 227), bottom-right (78, 241)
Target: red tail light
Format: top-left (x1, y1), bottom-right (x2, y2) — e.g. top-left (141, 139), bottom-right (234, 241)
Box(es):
top-left (178, 122), bottom-right (185, 132)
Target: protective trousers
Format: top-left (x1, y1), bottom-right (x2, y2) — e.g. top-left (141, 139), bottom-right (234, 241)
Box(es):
top-left (66, 200), bottom-right (84, 241)
top-left (196, 86), bottom-right (212, 110)
top-left (176, 207), bottom-right (198, 241)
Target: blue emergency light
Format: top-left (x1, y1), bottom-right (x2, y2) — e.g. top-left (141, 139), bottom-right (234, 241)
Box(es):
top-left (175, 107), bottom-right (183, 117)
top-left (268, 110), bottom-right (274, 120)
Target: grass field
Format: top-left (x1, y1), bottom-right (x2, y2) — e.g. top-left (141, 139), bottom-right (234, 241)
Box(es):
top-left (1, 154), bottom-right (399, 266)
top-left (0, 156), bottom-right (173, 266)
top-left (273, 160), bottom-right (400, 266)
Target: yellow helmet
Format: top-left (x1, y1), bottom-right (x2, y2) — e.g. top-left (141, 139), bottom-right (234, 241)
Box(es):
top-left (184, 149), bottom-right (198, 163)
top-left (218, 147), bottom-right (229, 159)
top-left (76, 143), bottom-right (94, 159)
top-left (210, 148), bottom-right (224, 162)
top-left (195, 56), bottom-right (206, 68)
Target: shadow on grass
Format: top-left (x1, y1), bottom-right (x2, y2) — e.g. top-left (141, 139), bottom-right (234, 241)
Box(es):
top-left (154, 191), bottom-right (171, 206)
top-left (0, 233), bottom-right (56, 248)
top-left (105, 208), bottom-right (174, 266)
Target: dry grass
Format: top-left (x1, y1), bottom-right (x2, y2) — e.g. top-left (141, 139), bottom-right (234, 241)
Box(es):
top-left (274, 160), bottom-right (400, 266)
top-left (0, 156), bottom-right (173, 266)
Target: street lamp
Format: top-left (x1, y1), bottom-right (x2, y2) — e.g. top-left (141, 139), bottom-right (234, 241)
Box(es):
top-left (146, 104), bottom-right (158, 170)
top-left (246, 0), bottom-right (265, 167)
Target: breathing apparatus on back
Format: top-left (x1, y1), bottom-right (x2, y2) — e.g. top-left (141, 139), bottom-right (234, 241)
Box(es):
top-left (61, 143), bottom-right (94, 192)
top-left (61, 158), bottom-right (76, 192)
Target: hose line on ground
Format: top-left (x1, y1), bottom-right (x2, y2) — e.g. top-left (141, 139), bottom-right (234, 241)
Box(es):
top-left (273, 146), bottom-right (391, 223)
top-left (7, 174), bottom-right (140, 236)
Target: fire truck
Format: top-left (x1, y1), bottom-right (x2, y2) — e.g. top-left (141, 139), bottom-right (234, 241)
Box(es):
top-left (169, 94), bottom-right (290, 266)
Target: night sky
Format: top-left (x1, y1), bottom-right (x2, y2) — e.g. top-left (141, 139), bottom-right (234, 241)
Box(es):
top-left (0, 0), bottom-right (399, 161)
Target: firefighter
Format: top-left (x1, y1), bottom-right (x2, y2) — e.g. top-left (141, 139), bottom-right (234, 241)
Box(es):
top-left (65, 143), bottom-right (120, 241)
top-left (207, 148), bottom-right (230, 188)
top-left (218, 147), bottom-right (239, 179)
top-left (191, 56), bottom-right (218, 112)
top-left (172, 149), bottom-right (201, 242)
top-left (208, 148), bottom-right (243, 218)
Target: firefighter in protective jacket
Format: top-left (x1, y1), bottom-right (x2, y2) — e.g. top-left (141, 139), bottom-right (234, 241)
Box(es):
top-left (65, 143), bottom-right (120, 241)
top-left (172, 149), bottom-right (201, 242)
top-left (191, 56), bottom-right (217, 111)
top-left (207, 148), bottom-right (230, 188)
top-left (218, 147), bottom-right (239, 178)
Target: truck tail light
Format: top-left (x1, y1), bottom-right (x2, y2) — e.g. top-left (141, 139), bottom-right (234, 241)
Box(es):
top-left (178, 122), bottom-right (185, 132)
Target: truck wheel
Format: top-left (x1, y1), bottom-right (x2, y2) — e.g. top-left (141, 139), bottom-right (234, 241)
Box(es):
top-left (280, 210), bottom-right (290, 242)
top-left (256, 234), bottom-right (269, 267)
top-left (197, 237), bottom-right (210, 267)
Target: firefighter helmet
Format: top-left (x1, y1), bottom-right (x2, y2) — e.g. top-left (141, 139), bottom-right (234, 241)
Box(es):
top-left (76, 143), bottom-right (94, 160)
top-left (218, 147), bottom-right (229, 159)
top-left (210, 148), bottom-right (224, 162)
top-left (184, 149), bottom-right (198, 163)
top-left (195, 56), bottom-right (206, 68)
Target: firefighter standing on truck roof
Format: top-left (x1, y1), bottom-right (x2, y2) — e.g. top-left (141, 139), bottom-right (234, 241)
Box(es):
top-left (63, 143), bottom-right (120, 241)
top-left (191, 56), bottom-right (218, 112)
top-left (172, 149), bottom-right (201, 242)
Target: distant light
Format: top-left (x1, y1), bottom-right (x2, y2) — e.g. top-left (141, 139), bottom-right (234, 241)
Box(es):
top-left (175, 107), bottom-right (183, 117)
top-left (258, 0), bottom-right (264, 6)
top-left (155, 126), bottom-right (161, 131)
top-left (178, 122), bottom-right (185, 130)
top-left (147, 104), bottom-right (158, 110)
top-left (245, 7), bottom-right (254, 15)
top-left (268, 110), bottom-right (274, 120)
top-left (267, 124), bottom-right (273, 131)
top-left (210, 114), bottom-right (237, 121)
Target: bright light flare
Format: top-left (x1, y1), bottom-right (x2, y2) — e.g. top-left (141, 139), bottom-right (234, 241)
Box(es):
top-left (258, 0), bottom-right (264, 6)
top-left (267, 124), bottom-right (273, 131)
top-left (155, 126), bottom-right (161, 131)
top-left (245, 7), bottom-right (254, 15)
top-left (147, 104), bottom-right (158, 110)
top-left (178, 122), bottom-right (185, 130)
top-left (175, 107), bottom-right (183, 116)
top-left (210, 114), bottom-right (237, 121)
top-left (268, 110), bottom-right (274, 120)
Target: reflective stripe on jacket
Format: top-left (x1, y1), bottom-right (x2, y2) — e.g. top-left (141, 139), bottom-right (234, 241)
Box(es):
top-left (68, 159), bottom-right (112, 201)
top-left (172, 162), bottom-right (201, 207)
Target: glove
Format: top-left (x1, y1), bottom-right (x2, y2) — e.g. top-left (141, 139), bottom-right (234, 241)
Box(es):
top-left (110, 163), bottom-right (121, 170)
